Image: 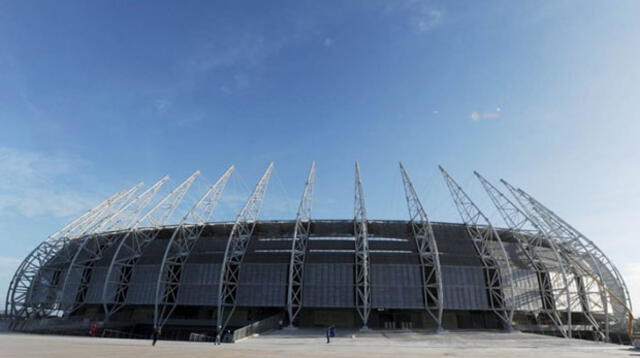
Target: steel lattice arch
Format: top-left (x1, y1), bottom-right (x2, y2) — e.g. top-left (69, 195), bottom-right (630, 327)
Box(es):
top-left (5, 163), bottom-right (633, 343)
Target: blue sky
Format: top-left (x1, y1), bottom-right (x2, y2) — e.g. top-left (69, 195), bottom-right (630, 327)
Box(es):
top-left (1, 1), bottom-right (639, 310)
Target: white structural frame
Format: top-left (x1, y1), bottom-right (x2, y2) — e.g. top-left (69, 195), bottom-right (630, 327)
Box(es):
top-left (153, 167), bottom-right (233, 329)
top-left (57, 182), bottom-right (159, 316)
top-left (475, 172), bottom-right (574, 338)
top-left (353, 162), bottom-right (371, 329)
top-left (509, 184), bottom-right (632, 337)
top-left (399, 162), bottom-right (443, 330)
top-left (5, 185), bottom-right (138, 323)
top-left (216, 163), bottom-right (274, 341)
top-left (285, 162), bottom-right (316, 327)
top-left (102, 171), bottom-right (200, 320)
top-left (439, 166), bottom-right (515, 329)
top-left (502, 181), bottom-right (608, 339)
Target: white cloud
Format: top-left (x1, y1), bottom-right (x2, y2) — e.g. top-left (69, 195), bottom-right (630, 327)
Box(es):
top-left (384, 0), bottom-right (444, 33)
top-left (0, 147), bottom-right (100, 218)
top-left (470, 108), bottom-right (503, 121)
top-left (413, 8), bottom-right (443, 32)
top-left (152, 98), bottom-right (171, 114)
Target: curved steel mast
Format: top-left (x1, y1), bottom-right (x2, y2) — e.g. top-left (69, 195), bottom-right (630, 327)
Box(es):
top-left (286, 162), bottom-right (316, 327)
top-left (5, 185), bottom-right (138, 324)
top-left (58, 180), bottom-right (165, 316)
top-left (439, 166), bottom-right (515, 330)
top-left (102, 171), bottom-right (201, 320)
top-left (216, 163), bottom-right (273, 341)
top-left (354, 162), bottom-right (371, 330)
top-left (507, 183), bottom-right (630, 338)
top-left (475, 172), bottom-right (573, 338)
top-left (399, 162), bottom-right (443, 331)
top-left (152, 166), bottom-right (233, 330)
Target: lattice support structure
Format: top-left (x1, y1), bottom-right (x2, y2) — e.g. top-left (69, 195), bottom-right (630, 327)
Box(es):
top-left (399, 162), bottom-right (443, 331)
top-left (5, 185), bottom-right (138, 325)
top-left (439, 166), bottom-right (515, 330)
top-left (33, 183), bottom-right (144, 318)
top-left (354, 162), bottom-right (371, 329)
top-left (502, 181), bottom-right (610, 339)
top-left (58, 180), bottom-right (165, 316)
top-left (286, 162), bottom-right (316, 327)
top-left (153, 167), bottom-right (233, 329)
top-left (216, 163), bottom-right (274, 341)
top-left (509, 185), bottom-right (632, 338)
top-left (475, 172), bottom-right (572, 338)
top-left (102, 171), bottom-right (201, 320)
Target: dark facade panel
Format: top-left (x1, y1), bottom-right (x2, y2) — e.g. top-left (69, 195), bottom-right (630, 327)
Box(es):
top-left (303, 263), bottom-right (354, 307)
top-left (433, 224), bottom-right (483, 267)
top-left (441, 265), bottom-right (489, 310)
top-left (236, 263), bottom-right (288, 307)
top-left (371, 264), bottom-right (423, 309)
top-left (125, 264), bottom-right (160, 305)
top-left (84, 266), bottom-right (108, 304)
top-left (60, 267), bottom-right (82, 305)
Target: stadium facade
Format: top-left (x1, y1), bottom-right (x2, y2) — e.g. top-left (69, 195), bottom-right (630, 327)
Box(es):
top-left (5, 163), bottom-right (634, 343)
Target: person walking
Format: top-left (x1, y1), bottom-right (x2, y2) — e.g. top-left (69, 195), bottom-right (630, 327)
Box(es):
top-left (151, 327), bottom-right (161, 346)
top-left (89, 322), bottom-right (97, 337)
top-left (325, 326), bottom-right (331, 344)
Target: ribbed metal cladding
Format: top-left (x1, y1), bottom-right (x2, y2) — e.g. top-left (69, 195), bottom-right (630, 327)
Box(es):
top-left (31, 220), bottom-right (609, 326)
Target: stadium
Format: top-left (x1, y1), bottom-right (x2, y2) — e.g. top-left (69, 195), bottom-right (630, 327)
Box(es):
top-left (5, 163), bottom-right (634, 344)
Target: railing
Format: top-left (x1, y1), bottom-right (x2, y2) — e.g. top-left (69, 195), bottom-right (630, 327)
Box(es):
top-left (189, 332), bottom-right (215, 342)
top-left (101, 328), bottom-right (147, 340)
top-left (231, 313), bottom-right (283, 343)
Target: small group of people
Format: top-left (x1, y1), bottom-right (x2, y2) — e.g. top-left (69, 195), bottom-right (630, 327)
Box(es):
top-left (214, 329), bottom-right (233, 345)
top-left (325, 325), bottom-right (336, 343)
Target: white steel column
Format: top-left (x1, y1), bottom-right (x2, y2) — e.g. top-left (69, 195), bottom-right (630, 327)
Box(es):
top-left (399, 162), bottom-right (443, 331)
top-left (475, 172), bottom-right (571, 338)
top-left (286, 162), bottom-right (316, 327)
top-left (102, 171), bottom-right (201, 320)
top-left (439, 166), bottom-right (515, 330)
top-left (5, 185), bottom-right (137, 324)
top-left (354, 162), bottom-right (371, 330)
top-left (508, 184), bottom-right (631, 339)
top-left (153, 166), bottom-right (233, 330)
top-left (58, 180), bottom-right (163, 316)
top-left (216, 163), bottom-right (274, 342)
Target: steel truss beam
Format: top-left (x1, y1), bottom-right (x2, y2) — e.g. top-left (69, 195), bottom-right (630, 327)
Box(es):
top-left (58, 179), bottom-right (167, 316)
top-left (399, 163), bottom-right (443, 331)
top-left (29, 183), bottom-right (144, 318)
top-left (438, 166), bottom-right (515, 329)
top-left (502, 182), bottom-right (606, 339)
top-left (5, 185), bottom-right (139, 324)
top-left (216, 163), bottom-right (274, 341)
top-left (354, 162), bottom-right (371, 329)
top-left (475, 172), bottom-right (572, 338)
top-left (509, 185), bottom-right (632, 337)
top-left (153, 167), bottom-right (233, 329)
top-left (286, 162), bottom-right (316, 327)
top-left (103, 171), bottom-right (201, 320)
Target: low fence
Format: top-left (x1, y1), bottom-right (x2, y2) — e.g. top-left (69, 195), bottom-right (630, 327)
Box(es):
top-left (189, 332), bottom-right (215, 342)
top-left (231, 313), bottom-right (284, 343)
top-left (101, 329), bottom-right (147, 340)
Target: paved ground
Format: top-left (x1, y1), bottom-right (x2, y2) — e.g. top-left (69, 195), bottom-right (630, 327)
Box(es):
top-left (1, 330), bottom-right (637, 358)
